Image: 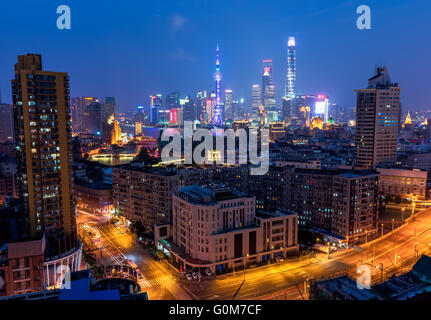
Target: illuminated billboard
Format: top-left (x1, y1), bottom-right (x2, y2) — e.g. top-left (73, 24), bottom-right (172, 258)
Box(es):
top-left (314, 95), bottom-right (329, 122)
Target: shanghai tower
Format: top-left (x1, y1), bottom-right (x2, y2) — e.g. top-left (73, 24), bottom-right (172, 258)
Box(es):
top-left (285, 37), bottom-right (296, 99)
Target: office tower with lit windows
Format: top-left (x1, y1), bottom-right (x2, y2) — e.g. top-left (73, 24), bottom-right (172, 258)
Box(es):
top-left (262, 60), bottom-right (276, 111)
top-left (285, 37), bottom-right (296, 99)
top-left (196, 90), bottom-right (207, 121)
top-left (251, 84), bottom-right (261, 117)
top-left (233, 98), bottom-right (245, 120)
top-left (224, 89), bottom-right (233, 121)
top-left (354, 67), bottom-right (401, 169)
top-left (182, 96), bottom-right (196, 122)
top-left (166, 91), bottom-right (180, 110)
top-left (11, 54), bottom-right (77, 243)
top-left (150, 94), bottom-right (163, 108)
top-left (71, 97), bottom-right (98, 133)
top-left (103, 96), bottom-right (116, 122)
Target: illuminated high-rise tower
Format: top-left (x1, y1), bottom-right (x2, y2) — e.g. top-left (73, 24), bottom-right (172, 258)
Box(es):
top-left (224, 89), bottom-right (233, 121)
top-left (285, 37), bottom-right (296, 99)
top-left (212, 44), bottom-right (223, 126)
top-left (354, 66), bottom-right (401, 169)
top-left (262, 60), bottom-right (276, 111)
top-left (251, 84), bottom-right (262, 117)
top-left (12, 54), bottom-right (76, 243)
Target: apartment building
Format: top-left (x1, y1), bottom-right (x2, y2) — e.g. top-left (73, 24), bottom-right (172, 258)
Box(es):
top-left (286, 168), bottom-right (379, 242)
top-left (112, 163), bottom-right (179, 230)
top-left (377, 168), bottom-right (427, 200)
top-left (162, 185), bottom-right (298, 273)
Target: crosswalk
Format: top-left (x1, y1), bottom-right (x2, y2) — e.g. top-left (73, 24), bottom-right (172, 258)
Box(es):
top-left (139, 274), bottom-right (177, 289)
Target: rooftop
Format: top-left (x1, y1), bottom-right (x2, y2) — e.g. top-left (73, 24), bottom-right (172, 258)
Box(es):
top-left (117, 163), bottom-right (178, 176)
top-left (177, 185), bottom-right (249, 205)
top-left (256, 209), bottom-right (297, 219)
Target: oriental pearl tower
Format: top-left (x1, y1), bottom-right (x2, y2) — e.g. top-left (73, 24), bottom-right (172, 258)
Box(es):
top-left (211, 44), bottom-right (223, 126)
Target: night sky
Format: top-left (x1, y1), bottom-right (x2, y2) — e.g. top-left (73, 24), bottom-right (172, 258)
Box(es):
top-left (0, 0), bottom-right (429, 112)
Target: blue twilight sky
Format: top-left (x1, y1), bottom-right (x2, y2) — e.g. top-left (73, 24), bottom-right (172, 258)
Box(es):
top-left (0, 0), bottom-right (430, 112)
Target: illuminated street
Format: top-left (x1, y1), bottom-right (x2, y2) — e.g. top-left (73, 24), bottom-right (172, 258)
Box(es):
top-left (77, 209), bottom-right (191, 299)
top-left (77, 206), bottom-right (431, 300)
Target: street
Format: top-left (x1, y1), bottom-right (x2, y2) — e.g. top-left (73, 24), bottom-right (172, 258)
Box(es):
top-left (77, 206), bottom-right (431, 300)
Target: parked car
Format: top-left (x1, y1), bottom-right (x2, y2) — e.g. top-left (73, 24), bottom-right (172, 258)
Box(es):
top-left (205, 269), bottom-right (212, 276)
top-left (186, 274), bottom-right (193, 281)
top-left (192, 272), bottom-right (199, 279)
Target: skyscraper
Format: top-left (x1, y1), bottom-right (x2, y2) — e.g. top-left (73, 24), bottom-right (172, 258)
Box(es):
top-left (285, 37), bottom-right (296, 99)
top-left (354, 67), bottom-right (401, 169)
top-left (262, 60), bottom-right (276, 110)
top-left (166, 91), bottom-right (180, 110)
top-left (0, 103), bottom-right (14, 142)
top-left (87, 102), bottom-right (103, 134)
top-left (212, 45), bottom-right (223, 126)
top-left (101, 96), bottom-right (116, 126)
top-left (150, 94), bottom-right (163, 108)
top-left (11, 54), bottom-right (76, 243)
top-left (251, 84), bottom-right (261, 117)
top-left (71, 97), bottom-right (98, 133)
top-left (224, 89), bottom-right (233, 121)
top-left (182, 96), bottom-right (196, 122)
top-left (196, 90), bottom-right (207, 122)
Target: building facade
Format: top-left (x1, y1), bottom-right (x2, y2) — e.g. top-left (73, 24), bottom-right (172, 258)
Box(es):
top-left (354, 67), bottom-right (401, 169)
top-left (112, 164), bottom-right (179, 230)
top-left (377, 168), bottom-right (427, 200)
top-left (12, 54), bottom-right (76, 244)
top-left (165, 185), bottom-right (298, 273)
top-left (286, 168), bottom-right (379, 242)
top-left (0, 103), bottom-right (14, 142)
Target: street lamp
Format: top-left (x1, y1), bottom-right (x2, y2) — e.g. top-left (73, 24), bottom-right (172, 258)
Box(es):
top-left (243, 253), bottom-right (249, 281)
top-left (327, 242), bottom-right (330, 259)
top-left (401, 208), bottom-right (405, 222)
top-left (381, 224), bottom-right (384, 238)
top-left (365, 230), bottom-right (368, 244)
top-left (412, 202), bottom-right (416, 218)
top-left (392, 219), bottom-right (395, 233)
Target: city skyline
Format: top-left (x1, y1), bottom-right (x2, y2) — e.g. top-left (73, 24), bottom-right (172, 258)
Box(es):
top-left (0, 0), bottom-right (430, 112)
top-left (2, 0), bottom-right (431, 304)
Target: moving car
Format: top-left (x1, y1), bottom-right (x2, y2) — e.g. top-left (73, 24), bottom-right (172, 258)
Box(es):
top-left (192, 272), bottom-right (199, 279)
top-left (186, 274), bottom-right (193, 281)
